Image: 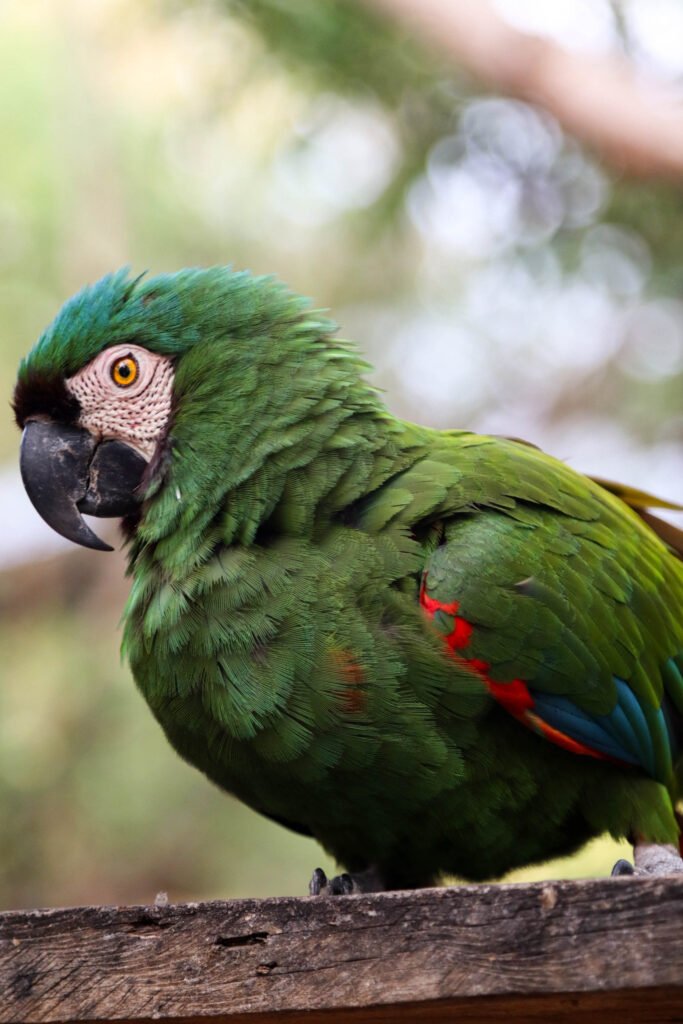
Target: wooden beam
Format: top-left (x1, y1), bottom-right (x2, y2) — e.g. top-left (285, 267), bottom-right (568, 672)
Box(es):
top-left (1, 876), bottom-right (682, 1022)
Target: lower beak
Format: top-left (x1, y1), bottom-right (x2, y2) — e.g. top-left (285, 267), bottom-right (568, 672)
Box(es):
top-left (20, 420), bottom-right (148, 551)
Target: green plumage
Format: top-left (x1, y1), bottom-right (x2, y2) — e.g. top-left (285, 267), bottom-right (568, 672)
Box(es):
top-left (15, 268), bottom-right (683, 886)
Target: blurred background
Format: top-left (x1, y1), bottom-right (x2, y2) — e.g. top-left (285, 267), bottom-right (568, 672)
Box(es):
top-left (1, 0), bottom-right (683, 911)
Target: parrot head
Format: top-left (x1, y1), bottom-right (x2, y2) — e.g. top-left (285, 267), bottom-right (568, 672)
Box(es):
top-left (13, 267), bottom-right (339, 552)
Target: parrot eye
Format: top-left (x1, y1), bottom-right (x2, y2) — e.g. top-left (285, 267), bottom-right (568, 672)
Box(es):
top-left (111, 354), bottom-right (139, 388)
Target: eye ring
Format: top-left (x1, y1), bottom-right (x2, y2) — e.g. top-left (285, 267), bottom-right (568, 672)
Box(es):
top-left (111, 354), bottom-right (139, 388)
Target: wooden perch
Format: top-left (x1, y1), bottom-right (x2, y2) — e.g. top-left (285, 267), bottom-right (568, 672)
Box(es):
top-left (360, 0), bottom-right (683, 182)
top-left (1, 876), bottom-right (683, 1022)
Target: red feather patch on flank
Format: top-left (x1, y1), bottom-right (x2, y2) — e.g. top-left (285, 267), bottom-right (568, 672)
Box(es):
top-left (331, 649), bottom-right (367, 715)
top-left (419, 575), bottom-right (610, 762)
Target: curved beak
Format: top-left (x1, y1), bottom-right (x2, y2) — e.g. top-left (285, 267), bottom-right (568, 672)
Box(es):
top-left (20, 420), bottom-right (148, 552)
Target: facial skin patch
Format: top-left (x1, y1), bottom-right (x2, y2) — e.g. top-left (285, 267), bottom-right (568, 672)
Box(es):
top-left (67, 344), bottom-right (174, 460)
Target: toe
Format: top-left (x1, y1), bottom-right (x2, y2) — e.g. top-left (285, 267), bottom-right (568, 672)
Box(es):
top-left (309, 867), bottom-right (328, 896)
top-left (328, 873), bottom-right (355, 895)
top-left (634, 842), bottom-right (683, 876)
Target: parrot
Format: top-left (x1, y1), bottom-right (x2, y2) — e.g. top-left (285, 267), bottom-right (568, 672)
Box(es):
top-left (13, 266), bottom-right (683, 894)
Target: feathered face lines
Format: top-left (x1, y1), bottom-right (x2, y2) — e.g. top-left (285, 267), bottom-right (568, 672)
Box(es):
top-left (65, 343), bottom-right (175, 461)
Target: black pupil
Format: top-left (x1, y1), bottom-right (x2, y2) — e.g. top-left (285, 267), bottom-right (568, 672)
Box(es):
top-left (118, 361), bottom-right (132, 379)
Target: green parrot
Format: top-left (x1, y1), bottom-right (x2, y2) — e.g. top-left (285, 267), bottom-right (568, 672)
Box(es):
top-left (13, 267), bottom-right (683, 893)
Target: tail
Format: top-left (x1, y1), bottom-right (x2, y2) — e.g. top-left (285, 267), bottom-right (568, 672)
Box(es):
top-left (591, 476), bottom-right (683, 558)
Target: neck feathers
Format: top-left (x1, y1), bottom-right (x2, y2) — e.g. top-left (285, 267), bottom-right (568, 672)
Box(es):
top-left (126, 324), bottom-right (394, 577)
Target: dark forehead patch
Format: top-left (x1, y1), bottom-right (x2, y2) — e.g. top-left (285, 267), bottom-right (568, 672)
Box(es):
top-left (12, 368), bottom-right (81, 428)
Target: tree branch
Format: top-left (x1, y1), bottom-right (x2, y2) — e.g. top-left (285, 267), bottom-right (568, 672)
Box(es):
top-left (359, 0), bottom-right (683, 181)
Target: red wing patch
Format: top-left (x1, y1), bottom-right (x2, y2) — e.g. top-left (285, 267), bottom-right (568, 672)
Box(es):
top-left (419, 576), bottom-right (611, 762)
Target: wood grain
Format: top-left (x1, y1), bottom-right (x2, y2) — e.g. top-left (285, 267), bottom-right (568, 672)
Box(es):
top-left (1, 876), bottom-right (682, 1022)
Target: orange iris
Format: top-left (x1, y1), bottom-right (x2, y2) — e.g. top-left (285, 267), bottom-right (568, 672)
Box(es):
top-left (111, 355), bottom-right (139, 387)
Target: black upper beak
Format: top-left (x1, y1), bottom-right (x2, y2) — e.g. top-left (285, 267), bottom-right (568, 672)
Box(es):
top-left (20, 420), bottom-right (148, 552)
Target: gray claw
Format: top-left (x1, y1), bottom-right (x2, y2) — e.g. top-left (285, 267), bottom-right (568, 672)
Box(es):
top-left (329, 872), bottom-right (354, 895)
top-left (309, 864), bottom-right (388, 896)
top-left (309, 868), bottom-right (358, 896)
top-left (309, 867), bottom-right (327, 896)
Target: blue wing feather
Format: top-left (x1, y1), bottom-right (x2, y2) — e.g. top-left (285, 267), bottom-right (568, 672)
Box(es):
top-left (530, 685), bottom-right (648, 770)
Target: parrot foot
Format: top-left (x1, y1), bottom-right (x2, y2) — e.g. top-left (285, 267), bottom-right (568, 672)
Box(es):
top-left (309, 866), bottom-right (386, 896)
top-left (612, 843), bottom-right (683, 877)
